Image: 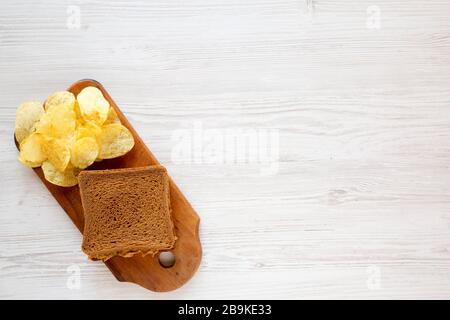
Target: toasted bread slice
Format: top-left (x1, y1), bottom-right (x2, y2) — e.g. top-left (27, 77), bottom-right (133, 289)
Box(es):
top-left (78, 165), bottom-right (176, 261)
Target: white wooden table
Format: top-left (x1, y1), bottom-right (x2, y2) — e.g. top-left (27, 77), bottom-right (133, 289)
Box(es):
top-left (1, 0), bottom-right (450, 299)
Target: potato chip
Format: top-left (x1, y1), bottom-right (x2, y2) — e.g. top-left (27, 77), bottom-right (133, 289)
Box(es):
top-left (49, 106), bottom-right (76, 138)
top-left (16, 87), bottom-right (136, 187)
top-left (36, 104), bottom-right (76, 139)
top-left (44, 91), bottom-right (75, 111)
top-left (98, 123), bottom-right (134, 159)
top-left (18, 133), bottom-right (46, 168)
top-left (74, 100), bottom-right (83, 122)
top-left (42, 138), bottom-right (71, 172)
top-left (75, 121), bottom-right (102, 140)
top-left (34, 112), bottom-right (51, 136)
top-left (104, 107), bottom-right (120, 125)
top-left (41, 161), bottom-right (79, 187)
top-left (77, 87), bottom-right (110, 125)
top-left (14, 101), bottom-right (44, 144)
top-left (71, 137), bottom-right (99, 169)
top-left (38, 92), bottom-right (76, 139)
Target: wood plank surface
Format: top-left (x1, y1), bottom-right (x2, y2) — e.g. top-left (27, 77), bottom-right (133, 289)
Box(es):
top-left (1, 0), bottom-right (450, 299)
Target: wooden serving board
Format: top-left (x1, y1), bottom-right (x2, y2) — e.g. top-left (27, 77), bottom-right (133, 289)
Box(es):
top-left (19, 79), bottom-right (202, 292)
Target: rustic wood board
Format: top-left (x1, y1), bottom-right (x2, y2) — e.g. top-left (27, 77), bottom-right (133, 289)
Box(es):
top-left (21, 79), bottom-right (202, 292)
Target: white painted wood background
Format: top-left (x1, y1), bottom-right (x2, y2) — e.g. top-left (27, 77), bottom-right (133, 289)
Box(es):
top-left (1, 0), bottom-right (450, 299)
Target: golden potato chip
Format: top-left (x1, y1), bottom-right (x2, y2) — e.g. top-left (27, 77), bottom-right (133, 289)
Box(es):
top-left (18, 133), bottom-right (46, 168)
top-left (104, 107), bottom-right (120, 125)
top-left (49, 106), bottom-right (76, 138)
top-left (75, 120), bottom-right (102, 140)
top-left (74, 100), bottom-right (83, 122)
top-left (98, 123), bottom-right (134, 159)
top-left (16, 87), bottom-right (135, 187)
top-left (41, 161), bottom-right (79, 187)
top-left (42, 138), bottom-right (71, 172)
top-left (77, 87), bottom-right (110, 124)
top-left (75, 126), bottom-right (92, 140)
top-left (70, 137), bottom-right (99, 169)
top-left (15, 101), bottom-right (44, 144)
top-left (44, 91), bottom-right (75, 111)
top-left (36, 104), bottom-right (76, 139)
top-left (34, 112), bottom-right (51, 136)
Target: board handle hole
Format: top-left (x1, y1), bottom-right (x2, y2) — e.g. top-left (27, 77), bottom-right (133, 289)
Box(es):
top-left (158, 251), bottom-right (176, 268)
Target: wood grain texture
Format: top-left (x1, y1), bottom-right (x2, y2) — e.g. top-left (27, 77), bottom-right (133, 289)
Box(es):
top-left (1, 0), bottom-right (450, 299)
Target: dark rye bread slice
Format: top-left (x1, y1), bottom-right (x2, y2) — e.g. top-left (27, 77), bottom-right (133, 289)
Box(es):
top-left (78, 165), bottom-right (176, 261)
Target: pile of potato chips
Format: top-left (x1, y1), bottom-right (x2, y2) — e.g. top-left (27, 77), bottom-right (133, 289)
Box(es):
top-left (15, 87), bottom-right (135, 187)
